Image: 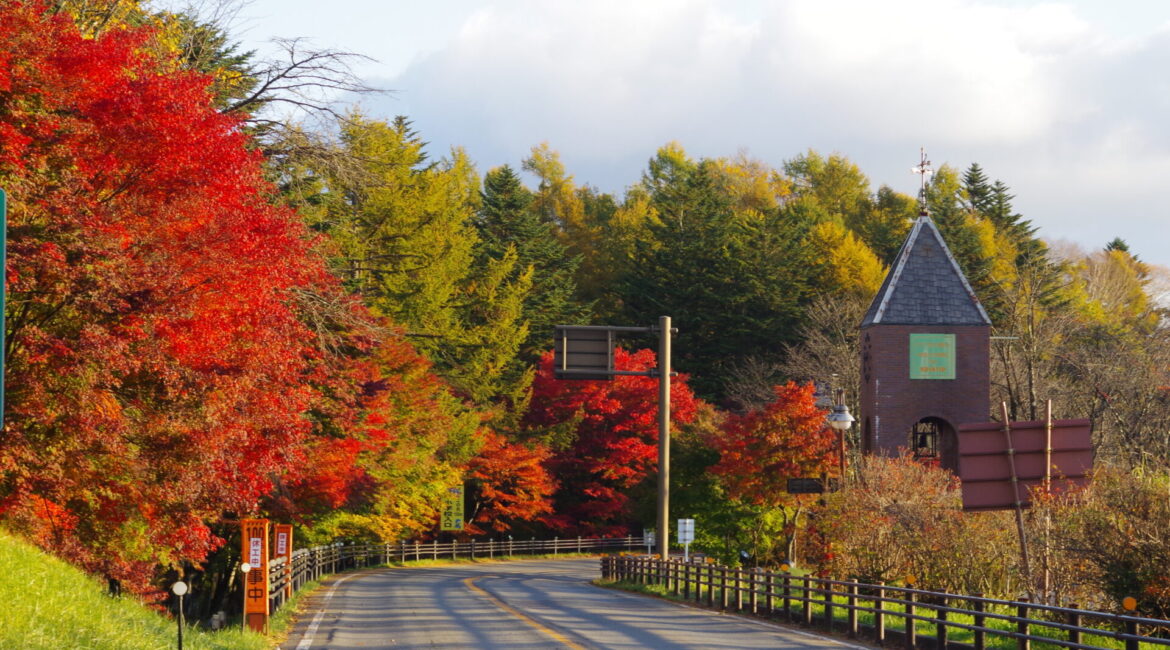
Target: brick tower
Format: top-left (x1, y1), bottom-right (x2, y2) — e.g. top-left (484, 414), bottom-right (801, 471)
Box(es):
top-left (859, 203), bottom-right (991, 472)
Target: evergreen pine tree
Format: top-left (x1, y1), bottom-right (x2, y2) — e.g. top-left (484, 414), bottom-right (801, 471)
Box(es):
top-left (962, 163), bottom-right (994, 215)
top-left (475, 165), bottom-right (591, 361)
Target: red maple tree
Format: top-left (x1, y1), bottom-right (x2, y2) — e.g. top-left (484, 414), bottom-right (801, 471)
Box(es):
top-left (0, 1), bottom-right (331, 590)
top-left (708, 381), bottom-right (838, 508)
top-left (524, 348), bottom-right (699, 536)
top-left (464, 429), bottom-right (556, 535)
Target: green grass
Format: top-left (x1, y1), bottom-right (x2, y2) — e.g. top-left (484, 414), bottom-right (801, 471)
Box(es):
top-left (0, 529), bottom-right (266, 650)
top-left (599, 577), bottom-right (1140, 650)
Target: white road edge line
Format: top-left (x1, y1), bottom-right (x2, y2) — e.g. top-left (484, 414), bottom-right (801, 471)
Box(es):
top-left (586, 580), bottom-right (871, 650)
top-left (294, 572), bottom-right (361, 650)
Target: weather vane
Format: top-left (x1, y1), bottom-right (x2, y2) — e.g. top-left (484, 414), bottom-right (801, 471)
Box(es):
top-left (911, 147), bottom-right (932, 216)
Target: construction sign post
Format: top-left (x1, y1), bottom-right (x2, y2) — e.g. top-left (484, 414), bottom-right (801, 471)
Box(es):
top-left (274, 523), bottom-right (293, 599)
top-left (240, 519), bottom-right (270, 633)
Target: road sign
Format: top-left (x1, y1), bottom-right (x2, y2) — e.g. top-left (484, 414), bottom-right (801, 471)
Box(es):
top-left (957, 418), bottom-right (1092, 511)
top-left (440, 486), bottom-right (464, 531)
top-left (786, 477), bottom-right (839, 494)
top-left (677, 518), bottom-right (695, 561)
top-left (553, 326), bottom-right (614, 380)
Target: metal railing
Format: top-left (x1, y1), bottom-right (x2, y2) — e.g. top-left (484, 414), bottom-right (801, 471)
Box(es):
top-left (601, 555), bottom-right (1170, 650)
top-left (266, 535), bottom-right (644, 614)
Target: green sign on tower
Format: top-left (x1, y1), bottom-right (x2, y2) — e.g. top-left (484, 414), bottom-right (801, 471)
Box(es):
top-left (909, 333), bottom-right (955, 380)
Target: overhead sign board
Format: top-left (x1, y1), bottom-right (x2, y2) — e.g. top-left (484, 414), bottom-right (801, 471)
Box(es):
top-left (957, 418), bottom-right (1093, 511)
top-left (553, 326), bottom-right (614, 380)
top-left (909, 333), bottom-right (955, 380)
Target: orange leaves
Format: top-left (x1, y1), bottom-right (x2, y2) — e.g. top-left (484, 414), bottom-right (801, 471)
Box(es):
top-left (0, 0), bottom-right (330, 591)
top-left (464, 430), bottom-right (555, 534)
top-left (709, 381), bottom-right (836, 508)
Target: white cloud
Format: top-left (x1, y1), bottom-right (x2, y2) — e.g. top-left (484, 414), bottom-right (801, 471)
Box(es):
top-left (366, 0), bottom-right (1170, 262)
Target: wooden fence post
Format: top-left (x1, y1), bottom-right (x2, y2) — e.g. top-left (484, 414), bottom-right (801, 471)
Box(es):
top-left (735, 567), bottom-right (744, 612)
top-left (803, 577), bottom-right (812, 626)
top-left (750, 568), bottom-right (759, 615)
top-left (825, 580), bottom-right (834, 633)
top-left (1016, 599), bottom-right (1030, 650)
top-left (721, 566), bottom-right (730, 611)
top-left (875, 582), bottom-right (886, 645)
top-left (974, 595), bottom-right (985, 650)
top-left (1124, 618), bottom-right (1139, 650)
top-left (906, 589), bottom-right (916, 649)
top-left (936, 597), bottom-right (948, 650)
top-left (702, 563), bottom-right (711, 607)
top-left (848, 580), bottom-right (858, 638)
top-left (766, 571), bottom-right (774, 616)
top-left (782, 574), bottom-right (792, 623)
top-left (1066, 603), bottom-right (1080, 648)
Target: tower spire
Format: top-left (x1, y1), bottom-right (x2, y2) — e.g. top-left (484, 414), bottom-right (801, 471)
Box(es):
top-left (912, 147), bottom-right (933, 216)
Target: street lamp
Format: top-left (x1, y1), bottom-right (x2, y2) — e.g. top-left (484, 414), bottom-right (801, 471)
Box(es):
top-left (172, 580), bottom-right (188, 650)
top-left (239, 563), bottom-right (252, 633)
top-left (826, 388), bottom-right (855, 480)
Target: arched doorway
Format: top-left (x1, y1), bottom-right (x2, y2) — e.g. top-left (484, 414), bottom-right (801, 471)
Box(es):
top-left (909, 416), bottom-right (958, 473)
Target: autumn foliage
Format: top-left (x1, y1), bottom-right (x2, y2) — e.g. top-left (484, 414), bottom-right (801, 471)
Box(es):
top-left (525, 348), bottom-right (699, 535)
top-left (709, 382), bottom-right (837, 508)
top-left (0, 1), bottom-right (330, 589)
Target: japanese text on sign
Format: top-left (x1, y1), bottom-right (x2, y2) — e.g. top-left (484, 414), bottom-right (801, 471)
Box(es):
top-left (440, 485), bottom-right (464, 531)
top-left (909, 333), bottom-right (955, 380)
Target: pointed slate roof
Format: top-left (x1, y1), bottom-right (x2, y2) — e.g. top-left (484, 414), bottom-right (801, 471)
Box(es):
top-left (862, 216), bottom-right (991, 327)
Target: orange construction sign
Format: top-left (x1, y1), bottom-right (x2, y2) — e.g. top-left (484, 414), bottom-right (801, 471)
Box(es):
top-left (274, 523), bottom-right (293, 598)
top-left (241, 518), bottom-right (269, 632)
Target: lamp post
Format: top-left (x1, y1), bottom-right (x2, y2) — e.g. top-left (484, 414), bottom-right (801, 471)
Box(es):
top-left (826, 388), bottom-right (855, 482)
top-left (239, 563), bottom-right (252, 633)
top-left (172, 580), bottom-right (188, 650)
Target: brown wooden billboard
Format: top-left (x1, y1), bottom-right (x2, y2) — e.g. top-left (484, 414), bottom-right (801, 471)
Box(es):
top-left (957, 418), bottom-right (1093, 511)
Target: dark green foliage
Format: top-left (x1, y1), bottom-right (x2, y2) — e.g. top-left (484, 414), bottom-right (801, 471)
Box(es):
top-left (1105, 237), bottom-right (1131, 254)
top-left (927, 165), bottom-right (993, 288)
top-left (857, 186), bottom-right (917, 264)
top-left (620, 159), bottom-right (816, 400)
top-left (475, 165), bottom-right (591, 360)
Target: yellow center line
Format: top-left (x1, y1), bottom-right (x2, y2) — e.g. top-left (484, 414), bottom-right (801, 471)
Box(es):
top-left (463, 576), bottom-right (585, 650)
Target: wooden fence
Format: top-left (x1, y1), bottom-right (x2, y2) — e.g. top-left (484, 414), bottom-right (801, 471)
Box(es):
top-left (602, 555), bottom-right (1170, 650)
top-left (266, 535), bottom-right (645, 614)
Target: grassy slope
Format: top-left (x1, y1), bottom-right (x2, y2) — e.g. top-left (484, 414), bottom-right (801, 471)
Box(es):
top-left (0, 529), bottom-right (266, 650)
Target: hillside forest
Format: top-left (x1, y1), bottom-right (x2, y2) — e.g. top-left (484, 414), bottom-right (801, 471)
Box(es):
top-left (1, 0), bottom-right (1168, 620)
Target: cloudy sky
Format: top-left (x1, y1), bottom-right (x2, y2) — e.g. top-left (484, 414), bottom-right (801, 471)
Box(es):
top-left (232, 0), bottom-right (1170, 268)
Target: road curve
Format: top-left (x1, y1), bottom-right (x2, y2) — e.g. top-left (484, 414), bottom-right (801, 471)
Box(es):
top-left (281, 557), bottom-right (868, 649)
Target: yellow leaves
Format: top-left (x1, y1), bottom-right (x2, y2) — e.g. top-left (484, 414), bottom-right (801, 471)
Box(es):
top-left (807, 220), bottom-right (886, 297)
top-left (711, 152), bottom-right (792, 214)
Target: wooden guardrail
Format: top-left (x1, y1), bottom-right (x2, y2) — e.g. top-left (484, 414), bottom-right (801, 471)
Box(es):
top-left (601, 555), bottom-right (1170, 650)
top-left (266, 535), bottom-right (644, 614)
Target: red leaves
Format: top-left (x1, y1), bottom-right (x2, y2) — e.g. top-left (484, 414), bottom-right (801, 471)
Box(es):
top-left (0, 1), bottom-right (328, 591)
top-left (709, 382), bottom-right (837, 508)
top-left (464, 430), bottom-right (555, 534)
top-left (526, 348), bottom-right (699, 535)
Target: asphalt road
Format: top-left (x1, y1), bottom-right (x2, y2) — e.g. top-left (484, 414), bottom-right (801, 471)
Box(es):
top-left (282, 557), bottom-right (867, 649)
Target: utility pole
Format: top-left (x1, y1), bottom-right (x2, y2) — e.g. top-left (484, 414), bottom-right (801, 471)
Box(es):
top-left (555, 317), bottom-right (677, 559)
top-left (656, 316), bottom-right (671, 560)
